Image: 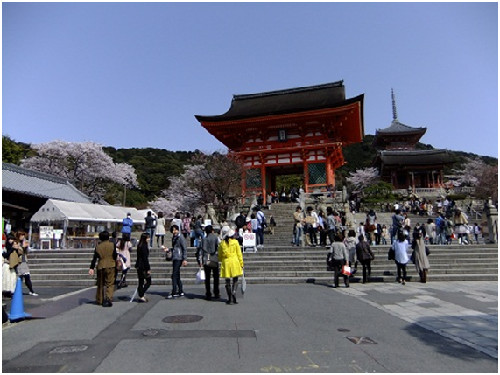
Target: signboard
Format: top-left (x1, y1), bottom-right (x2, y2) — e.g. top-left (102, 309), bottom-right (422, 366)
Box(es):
top-left (53, 229), bottom-right (64, 240)
top-left (242, 232), bottom-right (256, 247)
top-left (40, 226), bottom-right (54, 239)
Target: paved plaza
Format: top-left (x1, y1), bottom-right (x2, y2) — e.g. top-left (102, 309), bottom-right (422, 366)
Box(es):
top-left (2, 281), bottom-right (498, 373)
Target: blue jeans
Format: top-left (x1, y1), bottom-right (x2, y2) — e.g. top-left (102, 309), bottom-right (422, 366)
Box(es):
top-left (146, 228), bottom-right (155, 247)
top-left (294, 226), bottom-right (303, 246)
top-left (171, 260), bottom-right (183, 295)
top-left (256, 227), bottom-right (264, 246)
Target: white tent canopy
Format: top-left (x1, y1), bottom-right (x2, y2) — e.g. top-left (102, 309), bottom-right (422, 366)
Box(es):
top-left (30, 199), bottom-right (147, 223)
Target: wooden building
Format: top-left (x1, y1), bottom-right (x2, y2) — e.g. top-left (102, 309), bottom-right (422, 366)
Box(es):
top-left (195, 81), bottom-right (364, 198)
top-left (372, 90), bottom-right (453, 190)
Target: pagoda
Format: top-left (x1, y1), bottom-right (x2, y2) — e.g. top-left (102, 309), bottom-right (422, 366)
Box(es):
top-left (195, 81), bottom-right (364, 198)
top-left (372, 89), bottom-right (453, 190)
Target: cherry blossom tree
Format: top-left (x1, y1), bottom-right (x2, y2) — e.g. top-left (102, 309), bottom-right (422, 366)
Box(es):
top-left (453, 158), bottom-right (498, 200)
top-left (345, 167), bottom-right (380, 192)
top-left (453, 158), bottom-right (485, 187)
top-left (21, 140), bottom-right (138, 202)
top-left (150, 152), bottom-right (244, 221)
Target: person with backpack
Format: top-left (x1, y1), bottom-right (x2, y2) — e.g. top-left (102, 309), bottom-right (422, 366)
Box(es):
top-left (253, 206), bottom-right (266, 248)
top-left (196, 225), bottom-right (220, 300)
top-left (435, 213), bottom-right (445, 244)
top-left (121, 212), bottom-right (133, 237)
top-left (193, 215), bottom-right (204, 248)
top-left (391, 209), bottom-right (405, 244)
top-left (235, 211), bottom-right (247, 231)
top-left (144, 211), bottom-right (156, 248)
top-left (356, 234), bottom-right (375, 284)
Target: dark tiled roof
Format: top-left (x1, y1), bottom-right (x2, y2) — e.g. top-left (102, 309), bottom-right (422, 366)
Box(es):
top-left (377, 150), bottom-right (454, 166)
top-left (195, 81), bottom-right (363, 122)
top-left (376, 120), bottom-right (426, 135)
top-left (2, 163), bottom-right (91, 203)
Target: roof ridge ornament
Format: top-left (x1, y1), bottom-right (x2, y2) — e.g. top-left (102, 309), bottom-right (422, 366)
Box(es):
top-left (391, 88), bottom-right (398, 121)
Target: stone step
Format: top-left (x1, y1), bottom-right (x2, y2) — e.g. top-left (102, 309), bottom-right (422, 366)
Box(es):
top-left (25, 243), bottom-right (498, 286)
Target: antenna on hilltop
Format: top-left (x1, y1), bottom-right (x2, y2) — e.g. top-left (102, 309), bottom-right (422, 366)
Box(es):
top-left (391, 88), bottom-right (398, 121)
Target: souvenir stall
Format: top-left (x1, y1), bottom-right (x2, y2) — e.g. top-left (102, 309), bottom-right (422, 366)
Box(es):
top-left (29, 199), bottom-right (147, 249)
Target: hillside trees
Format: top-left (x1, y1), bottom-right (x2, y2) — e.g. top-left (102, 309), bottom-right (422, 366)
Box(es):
top-left (2, 135), bottom-right (31, 164)
top-left (21, 140), bottom-right (138, 203)
top-left (103, 146), bottom-right (197, 204)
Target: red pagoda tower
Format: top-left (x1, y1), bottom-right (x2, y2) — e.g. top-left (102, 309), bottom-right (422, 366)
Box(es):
top-left (195, 81), bottom-right (364, 198)
top-left (372, 89), bottom-right (453, 190)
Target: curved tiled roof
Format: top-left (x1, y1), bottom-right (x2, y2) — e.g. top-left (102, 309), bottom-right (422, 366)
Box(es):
top-left (195, 81), bottom-right (364, 122)
top-left (2, 163), bottom-right (91, 203)
top-left (377, 149), bottom-right (453, 166)
top-left (376, 120), bottom-right (426, 135)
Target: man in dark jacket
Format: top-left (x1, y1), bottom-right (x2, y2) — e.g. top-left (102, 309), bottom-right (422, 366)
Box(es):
top-left (167, 225), bottom-right (187, 299)
top-left (355, 235), bottom-right (375, 284)
top-left (144, 211), bottom-right (156, 247)
top-left (196, 225), bottom-right (220, 300)
top-left (89, 231), bottom-right (117, 307)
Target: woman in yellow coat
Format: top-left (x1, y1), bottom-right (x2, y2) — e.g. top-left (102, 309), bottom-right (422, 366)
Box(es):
top-left (218, 227), bottom-right (244, 304)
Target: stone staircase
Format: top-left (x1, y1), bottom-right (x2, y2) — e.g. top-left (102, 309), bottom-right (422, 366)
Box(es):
top-left (27, 243), bottom-right (498, 287)
top-left (26, 203), bottom-right (498, 287)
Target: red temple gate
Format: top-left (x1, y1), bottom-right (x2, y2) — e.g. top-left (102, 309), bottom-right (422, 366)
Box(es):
top-left (195, 81), bottom-right (364, 198)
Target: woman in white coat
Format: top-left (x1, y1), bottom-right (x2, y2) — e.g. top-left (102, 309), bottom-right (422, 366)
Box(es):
top-left (392, 231), bottom-right (410, 285)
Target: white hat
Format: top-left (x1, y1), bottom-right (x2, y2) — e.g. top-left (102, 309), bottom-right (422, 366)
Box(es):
top-left (226, 229), bottom-right (236, 238)
top-left (220, 225), bottom-right (231, 237)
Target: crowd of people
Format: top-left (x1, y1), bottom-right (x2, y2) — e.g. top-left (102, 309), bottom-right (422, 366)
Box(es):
top-left (2, 230), bottom-right (39, 300)
top-left (3, 199), bottom-right (483, 309)
top-left (291, 200), bottom-right (482, 249)
top-left (85, 209), bottom-right (247, 307)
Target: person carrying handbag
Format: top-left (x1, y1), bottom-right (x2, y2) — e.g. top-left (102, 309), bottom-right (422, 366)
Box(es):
top-left (328, 234), bottom-right (349, 288)
top-left (196, 225), bottom-right (220, 300)
top-left (411, 231), bottom-right (430, 283)
top-left (355, 235), bottom-right (375, 284)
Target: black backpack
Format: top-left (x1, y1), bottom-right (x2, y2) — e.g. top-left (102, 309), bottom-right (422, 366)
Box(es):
top-left (235, 215), bottom-right (246, 228)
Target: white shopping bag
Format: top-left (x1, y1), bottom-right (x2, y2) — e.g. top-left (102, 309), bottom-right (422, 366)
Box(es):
top-left (240, 271), bottom-right (247, 296)
top-left (195, 268), bottom-right (206, 284)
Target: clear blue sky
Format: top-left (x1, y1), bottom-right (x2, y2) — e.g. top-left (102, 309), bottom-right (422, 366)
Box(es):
top-left (3, 2), bottom-right (498, 158)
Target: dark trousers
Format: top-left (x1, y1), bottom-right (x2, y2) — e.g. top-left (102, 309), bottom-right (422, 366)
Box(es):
top-left (20, 274), bottom-right (34, 293)
top-left (359, 259), bottom-right (371, 283)
top-left (327, 229), bottom-right (335, 244)
top-left (319, 229), bottom-right (327, 246)
top-left (396, 262), bottom-right (407, 281)
top-left (256, 227), bottom-right (264, 245)
top-left (137, 269), bottom-right (152, 298)
top-left (96, 267), bottom-right (116, 304)
top-left (333, 259), bottom-right (349, 287)
top-left (204, 265), bottom-right (220, 297)
top-left (156, 235), bottom-right (165, 247)
top-left (308, 226), bottom-right (318, 245)
top-left (171, 260), bottom-right (184, 294)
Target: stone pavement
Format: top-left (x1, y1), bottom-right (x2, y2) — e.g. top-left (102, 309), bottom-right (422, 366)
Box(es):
top-left (2, 281), bottom-right (498, 373)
